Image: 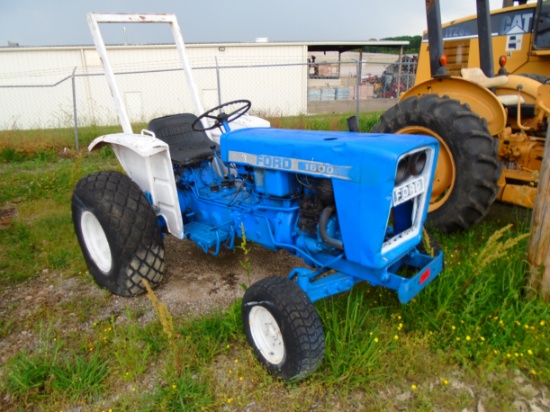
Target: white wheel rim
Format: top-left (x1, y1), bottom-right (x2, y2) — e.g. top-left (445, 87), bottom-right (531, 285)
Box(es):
top-left (80, 211), bottom-right (112, 273)
top-left (249, 306), bottom-right (285, 365)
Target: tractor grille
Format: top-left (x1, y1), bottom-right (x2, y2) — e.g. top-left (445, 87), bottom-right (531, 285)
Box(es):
top-left (382, 147), bottom-right (435, 254)
top-left (444, 40), bottom-right (471, 76)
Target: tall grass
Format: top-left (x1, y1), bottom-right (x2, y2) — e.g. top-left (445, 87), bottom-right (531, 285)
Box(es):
top-left (0, 124), bottom-right (132, 162)
top-left (407, 223), bottom-right (549, 378)
top-left (266, 112), bottom-right (381, 132)
top-left (0, 114), bottom-right (380, 163)
top-left (4, 335), bottom-right (109, 406)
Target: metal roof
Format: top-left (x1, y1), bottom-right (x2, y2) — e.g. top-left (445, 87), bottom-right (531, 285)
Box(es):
top-left (0, 40), bottom-right (409, 52)
top-left (305, 40), bottom-right (409, 53)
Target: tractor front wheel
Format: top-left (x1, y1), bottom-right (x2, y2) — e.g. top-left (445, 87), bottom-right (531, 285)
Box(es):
top-left (242, 276), bottom-right (324, 381)
top-left (72, 171), bottom-right (165, 296)
top-left (372, 95), bottom-right (501, 233)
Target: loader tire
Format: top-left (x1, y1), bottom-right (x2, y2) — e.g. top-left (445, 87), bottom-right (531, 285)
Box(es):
top-left (72, 171), bottom-right (165, 296)
top-left (242, 276), bottom-right (324, 381)
top-left (517, 73), bottom-right (548, 84)
top-left (372, 95), bottom-right (501, 233)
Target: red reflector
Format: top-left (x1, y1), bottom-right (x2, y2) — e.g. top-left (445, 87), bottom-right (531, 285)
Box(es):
top-left (439, 54), bottom-right (448, 66)
top-left (499, 55), bottom-right (507, 67)
top-left (419, 268), bottom-right (431, 285)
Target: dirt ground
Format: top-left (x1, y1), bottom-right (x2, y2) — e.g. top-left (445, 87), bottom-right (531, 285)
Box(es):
top-left (0, 237), bottom-right (302, 366)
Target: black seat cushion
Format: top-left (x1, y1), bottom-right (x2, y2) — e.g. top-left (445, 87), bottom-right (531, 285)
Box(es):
top-left (147, 113), bottom-right (217, 165)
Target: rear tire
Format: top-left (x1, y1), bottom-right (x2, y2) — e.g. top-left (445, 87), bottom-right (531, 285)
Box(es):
top-left (72, 171), bottom-right (165, 296)
top-left (372, 95), bottom-right (501, 233)
top-left (242, 276), bottom-right (324, 381)
top-left (517, 73), bottom-right (548, 84)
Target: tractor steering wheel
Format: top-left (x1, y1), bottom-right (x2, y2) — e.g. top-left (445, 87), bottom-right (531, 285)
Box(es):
top-left (191, 99), bottom-right (252, 132)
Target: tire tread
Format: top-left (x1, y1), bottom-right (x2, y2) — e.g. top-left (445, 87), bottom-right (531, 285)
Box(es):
top-left (72, 171), bottom-right (164, 296)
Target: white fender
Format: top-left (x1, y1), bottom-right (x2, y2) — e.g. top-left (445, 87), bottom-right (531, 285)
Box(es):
top-left (89, 131), bottom-right (184, 239)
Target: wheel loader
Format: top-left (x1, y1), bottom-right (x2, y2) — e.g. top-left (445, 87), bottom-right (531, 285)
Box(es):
top-left (373, 0), bottom-right (550, 233)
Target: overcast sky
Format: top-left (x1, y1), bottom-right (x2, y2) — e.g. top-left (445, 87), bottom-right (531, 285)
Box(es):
top-left (1, 0), bottom-right (510, 47)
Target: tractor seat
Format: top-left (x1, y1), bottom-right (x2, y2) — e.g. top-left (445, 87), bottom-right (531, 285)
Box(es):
top-left (461, 68), bottom-right (525, 106)
top-left (147, 113), bottom-right (217, 165)
top-left (461, 68), bottom-right (508, 88)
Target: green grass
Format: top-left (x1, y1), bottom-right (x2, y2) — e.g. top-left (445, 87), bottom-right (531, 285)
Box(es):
top-left (0, 154), bottom-right (120, 285)
top-left (267, 112), bottom-right (381, 132)
top-left (0, 119), bottom-right (549, 410)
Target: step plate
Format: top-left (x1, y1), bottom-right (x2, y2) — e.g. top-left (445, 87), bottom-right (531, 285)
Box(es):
top-left (185, 221), bottom-right (229, 249)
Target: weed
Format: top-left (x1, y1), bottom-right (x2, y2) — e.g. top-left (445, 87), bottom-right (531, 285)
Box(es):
top-left (0, 148), bottom-right (25, 162)
top-left (179, 303), bottom-right (242, 364)
top-left (50, 351), bottom-right (109, 402)
top-left (317, 288), bottom-right (391, 387)
top-left (239, 222), bottom-right (252, 288)
top-left (4, 346), bottom-right (109, 406)
top-left (0, 318), bottom-right (15, 338)
top-left (473, 223), bottom-right (530, 274)
top-left (422, 228), bottom-right (435, 257)
top-left (107, 319), bottom-right (161, 380)
top-left (141, 369), bottom-right (215, 411)
top-left (4, 355), bottom-right (53, 399)
top-left (142, 279), bottom-right (182, 376)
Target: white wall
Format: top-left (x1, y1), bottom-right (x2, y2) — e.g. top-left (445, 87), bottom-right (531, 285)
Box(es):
top-left (0, 43), bottom-right (308, 130)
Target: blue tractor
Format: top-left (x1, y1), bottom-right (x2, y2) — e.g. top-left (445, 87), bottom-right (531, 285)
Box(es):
top-left (73, 13), bottom-right (444, 381)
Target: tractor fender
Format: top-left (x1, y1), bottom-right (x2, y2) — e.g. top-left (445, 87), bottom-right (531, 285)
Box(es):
top-left (89, 133), bottom-right (184, 239)
top-left (401, 77), bottom-right (506, 136)
top-left (495, 74), bottom-right (542, 105)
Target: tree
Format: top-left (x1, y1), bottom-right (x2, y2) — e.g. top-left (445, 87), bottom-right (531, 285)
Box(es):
top-left (363, 36), bottom-right (422, 55)
top-left (527, 118), bottom-right (550, 300)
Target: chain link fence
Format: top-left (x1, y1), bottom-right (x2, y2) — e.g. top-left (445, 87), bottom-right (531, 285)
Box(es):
top-left (0, 55), bottom-right (417, 145)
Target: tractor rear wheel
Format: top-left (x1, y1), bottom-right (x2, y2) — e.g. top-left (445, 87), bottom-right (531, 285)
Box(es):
top-left (372, 95), bottom-right (501, 233)
top-left (72, 171), bottom-right (165, 296)
top-left (242, 276), bottom-right (324, 381)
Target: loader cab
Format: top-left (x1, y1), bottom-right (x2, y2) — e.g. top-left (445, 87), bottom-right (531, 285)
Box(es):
top-left (533, 0), bottom-right (550, 50)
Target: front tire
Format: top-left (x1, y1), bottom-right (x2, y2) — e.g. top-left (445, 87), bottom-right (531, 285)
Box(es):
top-left (242, 276), bottom-right (324, 381)
top-left (372, 95), bottom-right (501, 233)
top-left (72, 171), bottom-right (165, 296)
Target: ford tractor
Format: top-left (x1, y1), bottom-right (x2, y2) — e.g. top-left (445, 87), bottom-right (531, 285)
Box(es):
top-left (72, 13), bottom-right (444, 381)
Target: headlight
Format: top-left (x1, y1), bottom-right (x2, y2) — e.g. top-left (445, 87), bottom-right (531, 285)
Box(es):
top-left (410, 151), bottom-right (427, 176)
top-left (395, 150), bottom-right (427, 185)
top-left (395, 156), bottom-right (410, 185)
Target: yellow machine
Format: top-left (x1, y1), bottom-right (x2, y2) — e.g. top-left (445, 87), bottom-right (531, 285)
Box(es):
top-left (373, 0), bottom-right (550, 233)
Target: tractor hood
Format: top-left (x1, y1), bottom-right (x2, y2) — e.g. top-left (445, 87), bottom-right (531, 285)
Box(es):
top-left (221, 128), bottom-right (436, 183)
top-left (221, 128), bottom-right (440, 269)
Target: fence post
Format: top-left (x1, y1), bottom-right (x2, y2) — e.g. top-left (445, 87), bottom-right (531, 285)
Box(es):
top-left (215, 57), bottom-right (222, 106)
top-left (397, 45), bottom-right (403, 99)
top-left (71, 67), bottom-right (79, 151)
top-left (355, 60), bottom-right (360, 122)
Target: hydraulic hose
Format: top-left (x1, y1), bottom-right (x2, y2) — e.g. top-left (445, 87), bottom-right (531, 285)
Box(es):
top-left (319, 206), bottom-right (343, 250)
